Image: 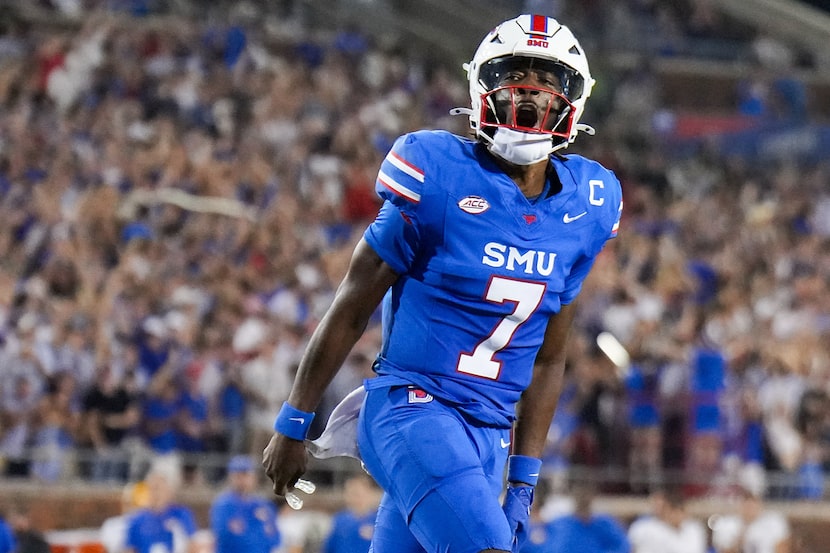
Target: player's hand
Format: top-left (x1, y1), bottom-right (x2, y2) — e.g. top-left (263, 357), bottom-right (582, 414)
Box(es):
top-left (502, 484), bottom-right (534, 553)
top-left (262, 432), bottom-right (308, 497)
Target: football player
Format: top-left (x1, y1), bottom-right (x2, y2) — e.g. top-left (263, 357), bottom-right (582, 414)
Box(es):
top-left (264, 13), bottom-right (622, 553)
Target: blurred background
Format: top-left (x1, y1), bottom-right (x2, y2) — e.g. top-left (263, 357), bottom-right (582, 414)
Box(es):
top-left (0, 0), bottom-right (828, 551)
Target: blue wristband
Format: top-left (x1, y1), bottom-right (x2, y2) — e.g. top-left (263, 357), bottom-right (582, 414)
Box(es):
top-left (507, 455), bottom-right (542, 487)
top-left (274, 402), bottom-right (316, 441)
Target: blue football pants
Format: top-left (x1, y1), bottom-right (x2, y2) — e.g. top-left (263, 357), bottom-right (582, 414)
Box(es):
top-left (357, 385), bottom-right (513, 553)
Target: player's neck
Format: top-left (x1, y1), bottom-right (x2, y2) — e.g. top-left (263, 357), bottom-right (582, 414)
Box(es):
top-left (493, 156), bottom-right (550, 199)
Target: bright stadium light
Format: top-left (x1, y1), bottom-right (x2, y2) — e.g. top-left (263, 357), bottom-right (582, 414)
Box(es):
top-left (596, 331), bottom-right (631, 378)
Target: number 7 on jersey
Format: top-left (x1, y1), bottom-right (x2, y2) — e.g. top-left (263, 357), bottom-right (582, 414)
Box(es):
top-left (457, 276), bottom-right (546, 379)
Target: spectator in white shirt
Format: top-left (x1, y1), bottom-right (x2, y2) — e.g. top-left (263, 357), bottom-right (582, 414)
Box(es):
top-left (711, 465), bottom-right (791, 553)
top-left (628, 488), bottom-right (706, 553)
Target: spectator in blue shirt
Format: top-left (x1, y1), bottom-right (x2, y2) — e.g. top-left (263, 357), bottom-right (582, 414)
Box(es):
top-left (519, 477), bottom-right (556, 553)
top-left (137, 317), bottom-right (172, 380)
top-left (176, 363), bottom-right (209, 455)
top-left (124, 455), bottom-right (198, 553)
top-left (546, 483), bottom-right (630, 553)
top-left (210, 455), bottom-right (281, 553)
top-left (218, 362), bottom-right (247, 455)
top-left (6, 505), bottom-right (50, 553)
top-left (322, 472), bottom-right (382, 553)
top-left (141, 371), bottom-right (181, 454)
top-left (0, 510), bottom-right (16, 553)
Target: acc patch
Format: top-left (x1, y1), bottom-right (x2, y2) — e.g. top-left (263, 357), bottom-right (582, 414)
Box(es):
top-left (458, 195), bottom-right (490, 214)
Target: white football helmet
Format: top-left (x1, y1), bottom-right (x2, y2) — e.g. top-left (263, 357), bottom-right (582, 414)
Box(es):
top-left (456, 14), bottom-right (595, 163)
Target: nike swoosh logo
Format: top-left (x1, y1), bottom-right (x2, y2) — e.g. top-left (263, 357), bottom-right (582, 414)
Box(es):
top-left (500, 438), bottom-right (511, 449)
top-left (563, 211), bottom-right (587, 223)
top-left (289, 417), bottom-right (306, 424)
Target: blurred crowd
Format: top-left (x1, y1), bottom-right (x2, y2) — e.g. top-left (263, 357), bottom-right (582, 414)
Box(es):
top-left (0, 0), bottom-right (827, 518)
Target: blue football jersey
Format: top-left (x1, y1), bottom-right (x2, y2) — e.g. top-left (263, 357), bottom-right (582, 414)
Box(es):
top-left (322, 509), bottom-right (377, 553)
top-left (364, 130), bottom-right (622, 427)
top-left (210, 491), bottom-right (281, 553)
top-left (125, 505), bottom-right (197, 553)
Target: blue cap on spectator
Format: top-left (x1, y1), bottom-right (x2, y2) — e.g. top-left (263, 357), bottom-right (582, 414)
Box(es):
top-left (227, 455), bottom-right (255, 473)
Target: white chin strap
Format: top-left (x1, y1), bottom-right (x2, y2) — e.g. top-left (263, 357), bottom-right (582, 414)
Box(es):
top-left (487, 128), bottom-right (554, 165)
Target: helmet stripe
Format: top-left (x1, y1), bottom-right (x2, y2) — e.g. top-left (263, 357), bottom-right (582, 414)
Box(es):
top-left (530, 14), bottom-right (548, 34)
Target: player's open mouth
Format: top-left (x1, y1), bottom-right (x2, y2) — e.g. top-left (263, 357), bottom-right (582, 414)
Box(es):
top-left (515, 104), bottom-right (538, 128)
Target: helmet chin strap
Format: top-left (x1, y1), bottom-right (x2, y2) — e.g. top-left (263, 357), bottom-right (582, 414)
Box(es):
top-left (487, 128), bottom-right (554, 165)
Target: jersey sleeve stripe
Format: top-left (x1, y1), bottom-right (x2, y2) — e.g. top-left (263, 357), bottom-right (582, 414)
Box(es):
top-left (378, 171), bottom-right (421, 203)
top-left (387, 151), bottom-right (425, 182)
top-left (610, 199), bottom-right (622, 237)
top-left (610, 220), bottom-right (619, 237)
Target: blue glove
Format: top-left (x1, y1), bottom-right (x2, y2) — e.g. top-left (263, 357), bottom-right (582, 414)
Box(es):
top-left (502, 484), bottom-right (534, 553)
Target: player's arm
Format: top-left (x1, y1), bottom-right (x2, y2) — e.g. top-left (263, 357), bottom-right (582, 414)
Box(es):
top-left (263, 238), bottom-right (399, 496)
top-left (511, 301), bottom-right (577, 462)
top-left (502, 302), bottom-right (576, 548)
top-left (285, 239), bottom-right (398, 412)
